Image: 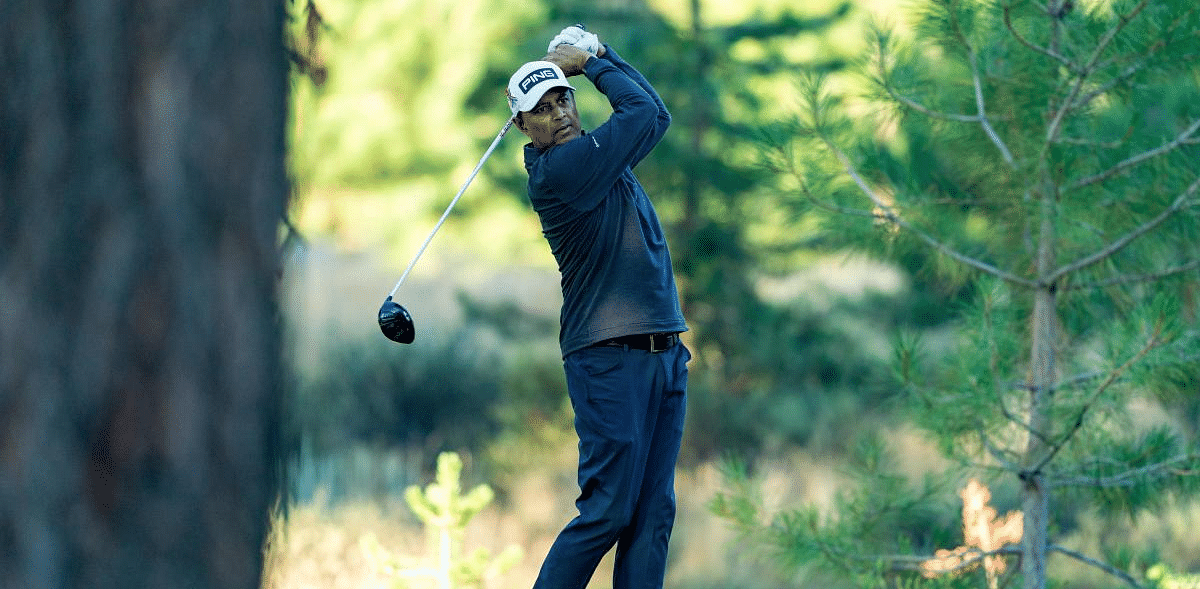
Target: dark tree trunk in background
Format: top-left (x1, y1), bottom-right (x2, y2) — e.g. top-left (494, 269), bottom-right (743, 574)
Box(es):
top-left (0, 0), bottom-right (288, 587)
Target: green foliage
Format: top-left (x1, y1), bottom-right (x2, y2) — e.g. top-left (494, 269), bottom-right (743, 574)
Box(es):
top-left (1146, 563), bottom-right (1200, 589)
top-left (405, 452), bottom-right (494, 531)
top-left (710, 437), bottom-right (964, 589)
top-left (903, 277), bottom-right (1029, 457)
top-left (286, 0), bottom-right (964, 468)
top-left (715, 0), bottom-right (1200, 586)
top-left (1061, 426), bottom-right (1200, 519)
top-left (681, 289), bottom-right (906, 459)
top-left (707, 456), bottom-right (767, 543)
top-left (287, 0), bottom-right (538, 189)
top-left (288, 327), bottom-right (504, 454)
top-left (362, 452), bottom-right (522, 589)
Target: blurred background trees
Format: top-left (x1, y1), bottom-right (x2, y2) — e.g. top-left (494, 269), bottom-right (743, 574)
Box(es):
top-left (276, 0), bottom-right (1198, 586)
top-left (283, 0), bottom-right (951, 473)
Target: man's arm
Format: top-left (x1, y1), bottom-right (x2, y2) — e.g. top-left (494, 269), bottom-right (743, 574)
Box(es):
top-left (545, 27), bottom-right (666, 126)
top-left (596, 44), bottom-right (670, 166)
top-left (598, 45), bottom-right (668, 120)
top-left (544, 38), bottom-right (670, 163)
top-left (542, 44), bottom-right (662, 148)
top-left (532, 44), bottom-right (665, 210)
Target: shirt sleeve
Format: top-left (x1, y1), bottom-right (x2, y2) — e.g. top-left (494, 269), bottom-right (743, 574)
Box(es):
top-left (599, 45), bottom-right (671, 165)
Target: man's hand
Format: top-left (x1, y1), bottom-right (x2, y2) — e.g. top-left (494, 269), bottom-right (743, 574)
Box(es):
top-left (547, 25), bottom-right (605, 58)
top-left (543, 43), bottom-right (592, 77)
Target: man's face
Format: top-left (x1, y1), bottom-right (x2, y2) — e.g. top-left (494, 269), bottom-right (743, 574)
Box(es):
top-left (516, 88), bottom-right (582, 150)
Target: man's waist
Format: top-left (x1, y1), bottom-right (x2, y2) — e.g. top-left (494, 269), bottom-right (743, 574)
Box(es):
top-left (558, 317), bottom-right (688, 357)
top-left (592, 332), bottom-right (679, 353)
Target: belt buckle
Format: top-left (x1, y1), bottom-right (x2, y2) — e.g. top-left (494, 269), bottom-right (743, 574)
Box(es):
top-left (650, 333), bottom-right (672, 353)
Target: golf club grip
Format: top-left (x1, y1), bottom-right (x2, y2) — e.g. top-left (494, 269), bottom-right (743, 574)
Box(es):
top-left (386, 117), bottom-right (515, 298)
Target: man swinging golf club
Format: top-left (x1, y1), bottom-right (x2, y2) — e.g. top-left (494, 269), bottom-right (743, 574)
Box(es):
top-left (508, 26), bottom-right (690, 589)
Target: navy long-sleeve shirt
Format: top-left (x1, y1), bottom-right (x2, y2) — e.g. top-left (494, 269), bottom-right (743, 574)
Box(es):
top-left (523, 46), bottom-right (687, 357)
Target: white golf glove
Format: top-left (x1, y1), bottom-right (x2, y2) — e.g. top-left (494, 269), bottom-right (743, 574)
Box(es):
top-left (547, 25), bottom-right (601, 55)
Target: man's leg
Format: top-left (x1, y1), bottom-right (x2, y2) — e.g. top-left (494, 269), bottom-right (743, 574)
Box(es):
top-left (612, 344), bottom-right (688, 589)
top-left (532, 345), bottom-right (658, 589)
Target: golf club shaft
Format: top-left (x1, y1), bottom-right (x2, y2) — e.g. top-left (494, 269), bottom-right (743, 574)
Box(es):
top-left (387, 117), bottom-right (515, 298)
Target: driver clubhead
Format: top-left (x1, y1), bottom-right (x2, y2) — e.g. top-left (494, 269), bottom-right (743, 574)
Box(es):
top-left (378, 296), bottom-right (415, 344)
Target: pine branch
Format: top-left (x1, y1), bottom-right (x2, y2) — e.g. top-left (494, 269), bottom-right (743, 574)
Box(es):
top-left (996, 395), bottom-right (1056, 448)
top-left (940, 1), bottom-right (1017, 167)
top-left (1048, 453), bottom-right (1198, 489)
top-left (824, 140), bottom-right (1038, 287)
top-left (1002, 3), bottom-right (1075, 72)
top-left (875, 39), bottom-right (1012, 153)
top-left (1075, 5), bottom-right (1197, 111)
top-left (886, 88), bottom-right (984, 122)
top-left (1085, 0), bottom-right (1151, 73)
top-left (1063, 258), bottom-right (1200, 291)
top-left (968, 48), bottom-right (1016, 166)
top-left (1066, 118), bottom-right (1200, 191)
top-left (1055, 135), bottom-right (1127, 149)
top-left (1047, 545), bottom-right (1146, 589)
top-left (881, 547), bottom-right (1024, 576)
top-left (1047, 174), bottom-right (1200, 284)
top-left (781, 143), bottom-right (910, 227)
top-left (1043, 0), bottom-right (1152, 145)
top-left (1029, 321), bottom-right (1166, 475)
top-left (1042, 71), bottom-right (1085, 149)
top-left (1070, 53), bottom-right (1155, 113)
top-left (1049, 334), bottom-right (1200, 386)
top-left (980, 429), bottom-right (1023, 472)
top-left (1050, 370), bottom-right (1105, 390)
top-left (794, 175), bottom-right (886, 221)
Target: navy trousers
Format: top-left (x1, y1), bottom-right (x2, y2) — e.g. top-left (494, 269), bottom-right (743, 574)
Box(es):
top-left (532, 341), bottom-right (690, 589)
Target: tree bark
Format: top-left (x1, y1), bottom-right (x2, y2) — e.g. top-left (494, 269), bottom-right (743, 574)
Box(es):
top-left (1022, 182), bottom-right (1059, 589)
top-left (0, 0), bottom-right (288, 587)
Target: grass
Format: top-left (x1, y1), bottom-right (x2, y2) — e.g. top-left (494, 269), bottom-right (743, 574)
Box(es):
top-left (262, 448), bottom-right (756, 589)
top-left (263, 430), bottom-right (1200, 589)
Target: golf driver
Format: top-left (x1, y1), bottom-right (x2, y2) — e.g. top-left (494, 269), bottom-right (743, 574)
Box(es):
top-left (378, 117), bottom-right (515, 344)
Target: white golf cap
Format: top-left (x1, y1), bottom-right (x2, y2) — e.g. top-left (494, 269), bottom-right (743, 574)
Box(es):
top-left (506, 61), bottom-right (576, 115)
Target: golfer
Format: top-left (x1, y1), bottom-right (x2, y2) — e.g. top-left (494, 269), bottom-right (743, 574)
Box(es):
top-left (506, 26), bottom-right (690, 589)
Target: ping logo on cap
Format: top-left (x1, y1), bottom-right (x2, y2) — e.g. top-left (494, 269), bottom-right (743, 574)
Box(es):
top-left (519, 67), bottom-right (560, 93)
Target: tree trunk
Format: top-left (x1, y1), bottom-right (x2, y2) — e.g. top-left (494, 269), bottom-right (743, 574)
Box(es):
top-left (1022, 183), bottom-right (1059, 589)
top-left (0, 0), bottom-right (288, 587)
top-left (1020, 5), bottom-right (1073, 586)
top-left (684, 0), bottom-right (707, 240)
top-left (678, 0), bottom-right (707, 328)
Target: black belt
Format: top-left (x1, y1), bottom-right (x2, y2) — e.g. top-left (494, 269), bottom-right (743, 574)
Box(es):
top-left (596, 332), bottom-right (679, 353)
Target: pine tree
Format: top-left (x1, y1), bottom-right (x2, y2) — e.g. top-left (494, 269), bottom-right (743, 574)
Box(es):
top-left (714, 0), bottom-right (1200, 587)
